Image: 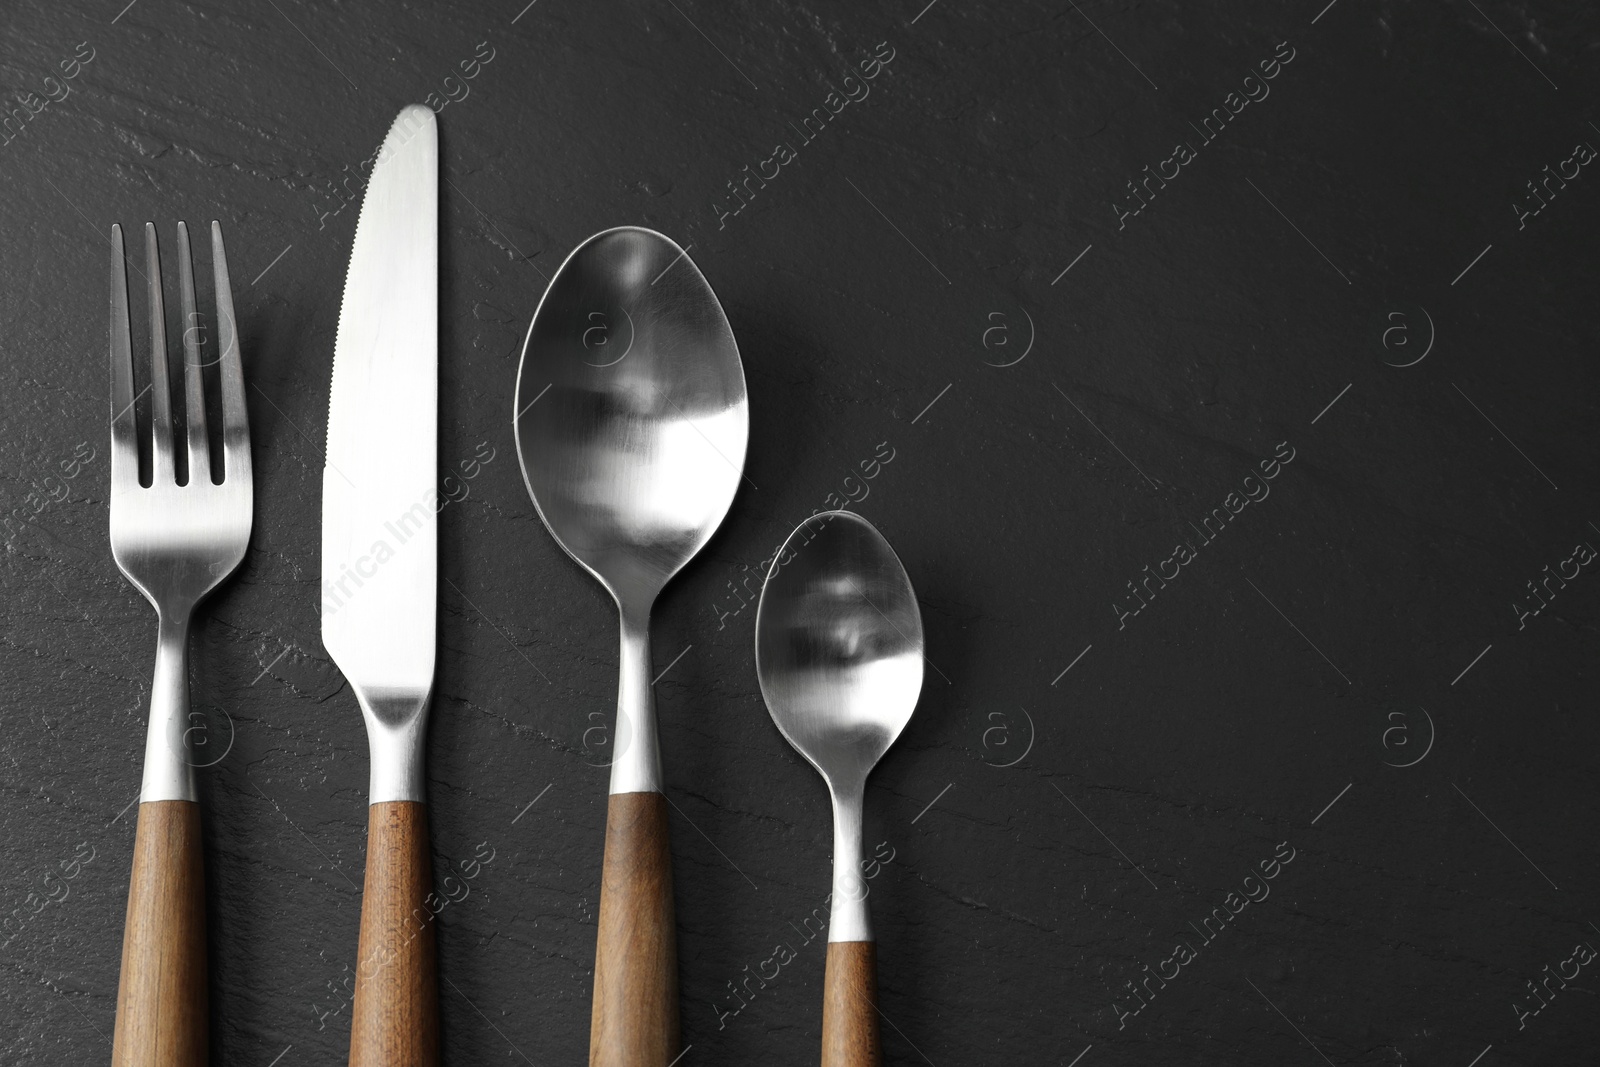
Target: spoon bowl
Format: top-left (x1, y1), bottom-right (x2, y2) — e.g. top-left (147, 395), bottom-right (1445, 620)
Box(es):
top-left (514, 227), bottom-right (748, 610)
top-left (513, 226), bottom-right (747, 1067)
top-left (756, 512), bottom-right (923, 793)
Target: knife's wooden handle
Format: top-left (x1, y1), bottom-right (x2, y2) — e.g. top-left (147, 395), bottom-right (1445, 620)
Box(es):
top-left (350, 801), bottom-right (438, 1067)
top-left (822, 941), bottom-right (882, 1067)
top-left (112, 800), bottom-right (208, 1067)
top-left (590, 791), bottom-right (679, 1067)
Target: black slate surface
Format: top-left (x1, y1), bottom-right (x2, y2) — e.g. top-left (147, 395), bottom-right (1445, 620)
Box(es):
top-left (3, 1), bottom-right (1599, 1064)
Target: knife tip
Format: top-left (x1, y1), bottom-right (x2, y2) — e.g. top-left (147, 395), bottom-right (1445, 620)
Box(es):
top-left (375, 105), bottom-right (437, 164)
top-left (397, 103), bottom-right (435, 127)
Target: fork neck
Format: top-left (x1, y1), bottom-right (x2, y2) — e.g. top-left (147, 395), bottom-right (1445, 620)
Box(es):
top-left (141, 610), bottom-right (198, 802)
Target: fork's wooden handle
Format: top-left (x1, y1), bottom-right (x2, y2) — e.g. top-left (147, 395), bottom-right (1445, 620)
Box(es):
top-left (822, 941), bottom-right (882, 1067)
top-left (112, 800), bottom-right (207, 1067)
top-left (590, 791), bottom-right (679, 1067)
top-left (349, 801), bottom-right (438, 1067)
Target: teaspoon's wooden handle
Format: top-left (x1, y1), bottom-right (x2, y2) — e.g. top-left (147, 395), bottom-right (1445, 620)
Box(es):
top-left (823, 941), bottom-right (883, 1067)
top-left (112, 800), bottom-right (207, 1067)
top-left (349, 801), bottom-right (438, 1067)
top-left (590, 791), bottom-right (679, 1067)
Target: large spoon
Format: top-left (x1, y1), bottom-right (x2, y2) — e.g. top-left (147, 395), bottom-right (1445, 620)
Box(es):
top-left (513, 227), bottom-right (748, 1066)
top-left (755, 510), bottom-right (924, 1067)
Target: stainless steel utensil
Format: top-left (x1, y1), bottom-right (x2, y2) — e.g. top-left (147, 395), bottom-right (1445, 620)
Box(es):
top-left (319, 103), bottom-right (440, 1067)
top-left (109, 220), bottom-right (251, 1067)
top-left (755, 510), bottom-right (925, 1067)
top-left (513, 226), bottom-right (748, 1067)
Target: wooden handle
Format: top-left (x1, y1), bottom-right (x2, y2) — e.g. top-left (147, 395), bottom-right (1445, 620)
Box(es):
top-left (822, 941), bottom-right (882, 1067)
top-left (349, 801), bottom-right (438, 1067)
top-left (590, 791), bottom-right (679, 1067)
top-left (112, 800), bottom-right (207, 1067)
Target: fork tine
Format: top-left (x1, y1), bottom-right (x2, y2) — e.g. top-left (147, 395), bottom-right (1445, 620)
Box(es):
top-left (176, 222), bottom-right (210, 485)
top-left (109, 224), bottom-right (138, 492)
top-left (144, 223), bottom-right (175, 484)
top-left (211, 222), bottom-right (250, 482)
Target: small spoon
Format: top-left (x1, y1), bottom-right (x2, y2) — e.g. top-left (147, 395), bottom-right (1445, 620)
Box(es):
top-left (755, 510), bottom-right (924, 1067)
top-left (514, 227), bottom-right (748, 1067)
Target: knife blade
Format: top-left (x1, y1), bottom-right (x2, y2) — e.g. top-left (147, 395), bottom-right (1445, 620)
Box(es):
top-left (320, 103), bottom-right (440, 1067)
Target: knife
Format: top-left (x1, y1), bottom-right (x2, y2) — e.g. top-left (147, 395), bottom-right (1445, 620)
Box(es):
top-left (321, 103), bottom-right (440, 1067)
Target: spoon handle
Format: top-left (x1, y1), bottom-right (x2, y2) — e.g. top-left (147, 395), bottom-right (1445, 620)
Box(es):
top-left (822, 941), bottom-right (882, 1066)
top-left (590, 791), bottom-right (679, 1066)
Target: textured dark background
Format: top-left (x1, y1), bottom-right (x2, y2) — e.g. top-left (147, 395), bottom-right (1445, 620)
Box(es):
top-left (3, 0), bottom-right (1599, 1064)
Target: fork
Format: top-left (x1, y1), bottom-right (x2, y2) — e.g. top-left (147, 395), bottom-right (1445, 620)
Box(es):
top-left (108, 221), bottom-right (251, 1067)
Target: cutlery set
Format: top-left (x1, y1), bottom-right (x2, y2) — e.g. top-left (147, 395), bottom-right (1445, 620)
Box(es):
top-left (106, 105), bottom-right (923, 1067)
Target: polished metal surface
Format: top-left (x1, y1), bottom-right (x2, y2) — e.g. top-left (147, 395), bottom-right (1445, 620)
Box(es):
top-left (320, 104), bottom-right (438, 804)
top-left (514, 226), bottom-right (748, 796)
top-left (109, 221), bottom-right (253, 803)
top-left (755, 511), bottom-right (924, 942)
